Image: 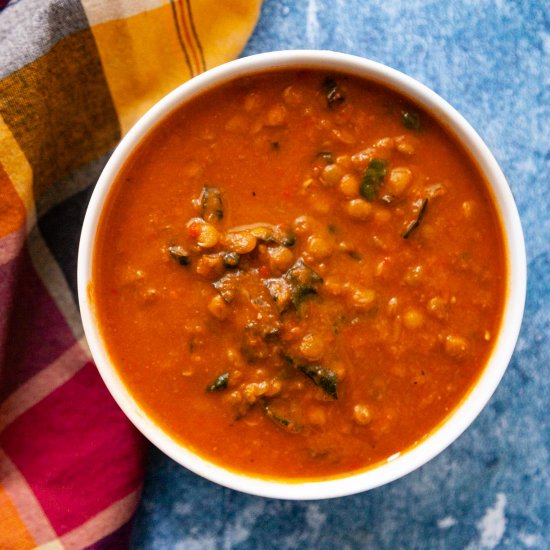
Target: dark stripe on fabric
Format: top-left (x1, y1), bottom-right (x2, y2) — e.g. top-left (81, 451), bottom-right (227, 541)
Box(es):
top-left (185, 0), bottom-right (206, 71)
top-left (84, 518), bottom-right (135, 550)
top-left (38, 183), bottom-right (95, 304)
top-left (169, 0), bottom-right (194, 77)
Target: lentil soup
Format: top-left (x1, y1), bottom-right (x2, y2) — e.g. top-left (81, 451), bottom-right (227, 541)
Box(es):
top-left (92, 69), bottom-right (506, 480)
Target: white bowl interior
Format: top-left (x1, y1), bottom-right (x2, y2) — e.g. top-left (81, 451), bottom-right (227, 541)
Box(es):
top-left (77, 50), bottom-right (526, 500)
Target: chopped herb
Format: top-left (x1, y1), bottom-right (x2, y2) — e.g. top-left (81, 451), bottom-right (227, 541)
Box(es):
top-left (402, 198), bottom-right (429, 239)
top-left (263, 399), bottom-right (302, 433)
top-left (360, 158), bottom-right (388, 201)
top-left (271, 141), bottom-right (280, 151)
top-left (199, 186), bottom-right (224, 223)
top-left (168, 245), bottom-right (190, 266)
top-left (206, 372), bottom-right (229, 392)
top-left (327, 223), bottom-right (337, 234)
top-left (402, 110), bottom-right (421, 130)
top-left (283, 259), bottom-right (323, 308)
top-left (347, 250), bottom-right (362, 261)
top-left (223, 251), bottom-right (240, 268)
top-left (317, 151), bottom-right (334, 164)
top-left (298, 364), bottom-right (338, 399)
top-left (322, 77), bottom-right (346, 109)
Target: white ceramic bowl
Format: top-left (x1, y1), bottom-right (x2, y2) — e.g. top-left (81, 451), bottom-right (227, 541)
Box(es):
top-left (78, 50), bottom-right (526, 500)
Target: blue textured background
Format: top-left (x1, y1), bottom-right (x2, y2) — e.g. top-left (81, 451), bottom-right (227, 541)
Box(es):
top-left (131, 1), bottom-right (549, 548)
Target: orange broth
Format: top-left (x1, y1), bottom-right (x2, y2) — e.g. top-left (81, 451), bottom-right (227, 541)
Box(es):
top-left (92, 69), bottom-right (506, 480)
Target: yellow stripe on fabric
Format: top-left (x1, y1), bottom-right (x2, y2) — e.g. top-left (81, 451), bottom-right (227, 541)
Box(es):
top-left (89, 3), bottom-right (193, 134)
top-left (0, 114), bottom-right (34, 234)
top-left (0, 484), bottom-right (37, 550)
top-left (191, 0), bottom-right (262, 70)
top-left (90, 0), bottom-right (262, 134)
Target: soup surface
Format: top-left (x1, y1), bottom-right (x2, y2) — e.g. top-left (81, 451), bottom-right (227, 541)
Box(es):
top-left (93, 69), bottom-right (506, 480)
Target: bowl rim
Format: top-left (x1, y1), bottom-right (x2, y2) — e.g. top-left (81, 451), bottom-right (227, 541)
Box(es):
top-left (77, 49), bottom-right (526, 500)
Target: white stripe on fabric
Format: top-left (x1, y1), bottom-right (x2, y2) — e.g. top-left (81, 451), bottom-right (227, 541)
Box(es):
top-left (0, 338), bottom-right (90, 432)
top-left (0, 0), bottom-right (91, 80)
top-left (81, 0), bottom-right (168, 26)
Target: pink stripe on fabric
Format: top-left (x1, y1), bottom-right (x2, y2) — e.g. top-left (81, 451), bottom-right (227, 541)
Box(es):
top-left (60, 489), bottom-right (140, 549)
top-left (0, 238), bottom-right (19, 369)
top-left (0, 339), bottom-right (89, 431)
top-left (0, 247), bottom-right (76, 401)
top-left (0, 225), bottom-right (25, 266)
top-left (1, 361), bottom-right (147, 535)
top-left (0, 449), bottom-right (58, 545)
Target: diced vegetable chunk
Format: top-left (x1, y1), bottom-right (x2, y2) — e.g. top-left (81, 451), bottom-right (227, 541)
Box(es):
top-left (213, 271), bottom-right (242, 303)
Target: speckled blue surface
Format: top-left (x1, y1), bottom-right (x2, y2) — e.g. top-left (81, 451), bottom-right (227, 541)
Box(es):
top-left (131, 1), bottom-right (549, 548)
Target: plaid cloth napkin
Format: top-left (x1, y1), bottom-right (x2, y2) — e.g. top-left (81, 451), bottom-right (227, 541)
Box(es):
top-left (0, 1), bottom-right (261, 547)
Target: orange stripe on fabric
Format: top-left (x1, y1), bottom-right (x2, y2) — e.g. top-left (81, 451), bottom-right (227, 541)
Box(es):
top-left (59, 489), bottom-right (141, 549)
top-left (0, 483), bottom-right (37, 549)
top-left (0, 114), bottom-right (34, 231)
top-left (170, 0), bottom-right (195, 77)
top-left (0, 163), bottom-right (26, 239)
top-left (177, 0), bottom-right (201, 74)
top-left (184, 0), bottom-right (207, 71)
top-left (0, 450), bottom-right (57, 546)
